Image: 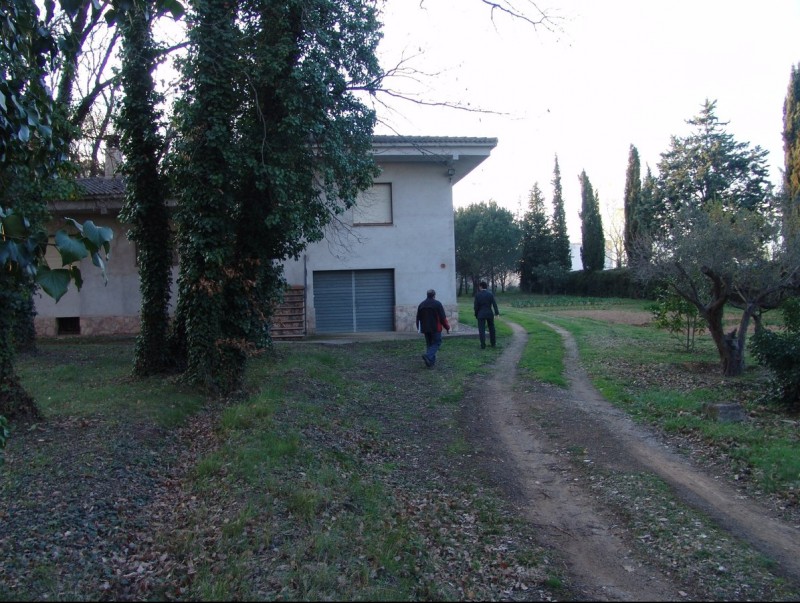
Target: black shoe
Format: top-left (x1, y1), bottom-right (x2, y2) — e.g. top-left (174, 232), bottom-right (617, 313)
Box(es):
top-left (421, 354), bottom-right (431, 367)
top-left (480, 344), bottom-right (486, 349)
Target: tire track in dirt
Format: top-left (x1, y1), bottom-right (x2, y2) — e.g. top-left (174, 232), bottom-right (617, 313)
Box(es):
top-left (543, 320), bottom-right (800, 584)
top-left (481, 321), bottom-right (680, 601)
top-left (480, 320), bottom-right (800, 601)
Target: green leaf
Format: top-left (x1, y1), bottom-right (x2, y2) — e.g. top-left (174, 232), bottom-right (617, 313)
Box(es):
top-left (36, 265), bottom-right (71, 302)
top-left (54, 229), bottom-right (89, 265)
top-left (76, 219), bottom-right (113, 256)
top-left (69, 265), bottom-right (83, 290)
top-left (90, 251), bottom-right (108, 285)
top-left (0, 240), bottom-right (18, 267)
top-left (160, 0), bottom-right (185, 19)
top-left (63, 217), bottom-right (83, 235)
top-left (1, 213), bottom-right (28, 239)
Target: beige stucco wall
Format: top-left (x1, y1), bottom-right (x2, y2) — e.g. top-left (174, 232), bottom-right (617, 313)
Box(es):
top-left (33, 212), bottom-right (179, 337)
top-left (281, 161), bottom-right (459, 333)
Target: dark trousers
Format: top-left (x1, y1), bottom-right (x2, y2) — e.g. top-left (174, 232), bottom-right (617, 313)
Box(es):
top-left (477, 316), bottom-right (496, 348)
top-left (423, 331), bottom-right (443, 365)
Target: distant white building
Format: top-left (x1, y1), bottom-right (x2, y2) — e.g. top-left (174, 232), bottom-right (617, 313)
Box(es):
top-left (569, 242), bottom-right (616, 271)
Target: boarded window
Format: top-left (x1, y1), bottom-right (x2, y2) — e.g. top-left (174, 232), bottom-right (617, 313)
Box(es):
top-left (353, 183), bottom-right (392, 225)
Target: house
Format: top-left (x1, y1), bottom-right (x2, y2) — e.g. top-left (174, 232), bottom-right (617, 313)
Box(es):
top-left (33, 135), bottom-right (497, 338)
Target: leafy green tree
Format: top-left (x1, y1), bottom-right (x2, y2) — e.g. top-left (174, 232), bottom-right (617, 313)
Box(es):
top-left (170, 0), bottom-right (382, 393)
top-left (1, 0), bottom-right (64, 420)
top-left (632, 164), bottom-right (658, 263)
top-left (455, 206), bottom-right (482, 295)
top-left (655, 99), bottom-right (771, 220)
top-left (783, 63), bottom-right (800, 244)
top-left (550, 155), bottom-right (571, 270)
top-left (632, 100), bottom-right (790, 377)
top-left (454, 201), bottom-right (519, 292)
top-left (635, 199), bottom-right (799, 377)
top-left (518, 182), bottom-right (553, 292)
top-left (623, 144), bottom-right (641, 266)
top-left (1, 210), bottom-right (113, 420)
top-left (579, 170), bottom-right (604, 272)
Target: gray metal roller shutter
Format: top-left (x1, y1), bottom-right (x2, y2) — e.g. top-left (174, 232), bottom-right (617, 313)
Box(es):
top-left (313, 269), bottom-right (394, 333)
top-left (354, 270), bottom-right (395, 331)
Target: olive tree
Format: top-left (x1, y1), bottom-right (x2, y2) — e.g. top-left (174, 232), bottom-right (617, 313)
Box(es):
top-left (631, 100), bottom-right (794, 377)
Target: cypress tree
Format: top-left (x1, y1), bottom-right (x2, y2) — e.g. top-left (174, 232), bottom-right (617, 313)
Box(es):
top-left (579, 170), bottom-right (605, 272)
top-left (783, 63), bottom-right (800, 242)
top-left (550, 155), bottom-right (572, 270)
top-left (623, 144), bottom-right (641, 266)
top-left (518, 182), bottom-right (553, 292)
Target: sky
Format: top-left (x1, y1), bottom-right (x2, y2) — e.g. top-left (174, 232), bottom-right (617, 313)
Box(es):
top-left (370, 0), bottom-right (800, 242)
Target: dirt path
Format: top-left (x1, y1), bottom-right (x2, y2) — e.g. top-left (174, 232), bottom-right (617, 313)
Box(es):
top-left (480, 320), bottom-right (800, 601)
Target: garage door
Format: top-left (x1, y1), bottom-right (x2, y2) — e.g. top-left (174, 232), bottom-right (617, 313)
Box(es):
top-left (313, 269), bottom-right (395, 333)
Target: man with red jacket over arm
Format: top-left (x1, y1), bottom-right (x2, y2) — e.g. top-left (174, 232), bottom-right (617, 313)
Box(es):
top-left (416, 288), bottom-right (450, 368)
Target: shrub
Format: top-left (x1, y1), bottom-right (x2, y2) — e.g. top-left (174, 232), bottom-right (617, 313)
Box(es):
top-left (750, 297), bottom-right (800, 409)
top-left (648, 288), bottom-right (705, 352)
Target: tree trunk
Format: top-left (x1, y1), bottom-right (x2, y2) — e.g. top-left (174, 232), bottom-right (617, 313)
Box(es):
top-left (721, 330), bottom-right (744, 377)
top-left (12, 290), bottom-right (38, 354)
top-left (705, 309), bottom-right (751, 377)
top-left (0, 288), bottom-right (43, 422)
top-left (701, 300), bottom-right (741, 377)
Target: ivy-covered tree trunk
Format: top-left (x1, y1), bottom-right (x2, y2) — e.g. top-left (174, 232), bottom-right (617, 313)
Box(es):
top-left (171, 0), bottom-right (381, 394)
top-left (11, 286), bottom-right (37, 354)
top-left (171, 0), bottom-right (243, 393)
top-left (0, 282), bottom-right (42, 422)
top-left (117, 1), bottom-right (174, 376)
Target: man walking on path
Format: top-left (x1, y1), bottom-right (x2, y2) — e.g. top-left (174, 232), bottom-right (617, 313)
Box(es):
top-left (416, 289), bottom-right (450, 368)
top-left (474, 281), bottom-right (500, 349)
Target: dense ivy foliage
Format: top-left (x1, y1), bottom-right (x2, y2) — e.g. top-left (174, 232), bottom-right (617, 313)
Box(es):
top-left (1, 0), bottom-right (64, 419)
top-left (170, 0), bottom-right (382, 393)
top-left (116, 1), bottom-right (175, 376)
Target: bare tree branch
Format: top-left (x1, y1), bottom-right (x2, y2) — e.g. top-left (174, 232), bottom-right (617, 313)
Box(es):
top-left (479, 0), bottom-right (560, 31)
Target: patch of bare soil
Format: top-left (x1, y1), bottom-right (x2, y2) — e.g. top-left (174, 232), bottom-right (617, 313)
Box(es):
top-left (557, 309), bottom-right (655, 326)
top-left (462, 320), bottom-right (800, 601)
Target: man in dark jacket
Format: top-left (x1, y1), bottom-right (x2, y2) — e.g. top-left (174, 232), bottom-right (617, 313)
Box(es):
top-left (474, 281), bottom-right (500, 349)
top-left (416, 289), bottom-right (450, 368)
